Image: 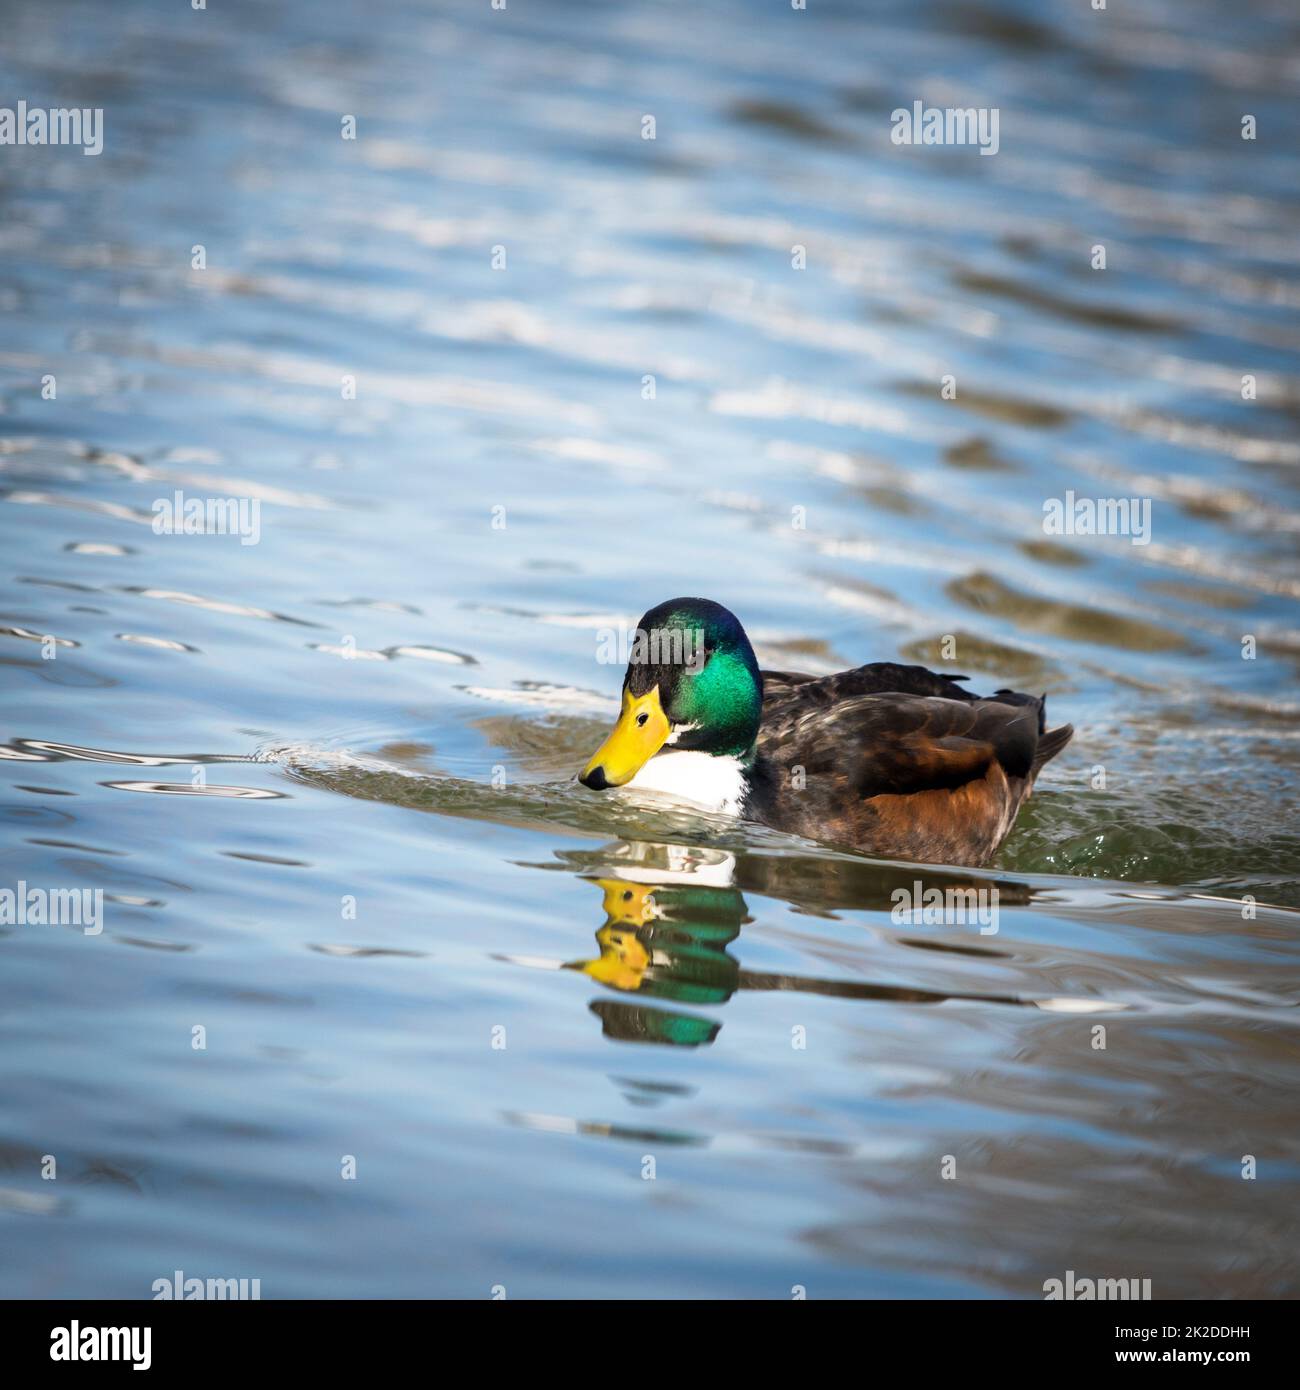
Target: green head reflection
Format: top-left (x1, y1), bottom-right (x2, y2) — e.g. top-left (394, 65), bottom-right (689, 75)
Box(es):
top-left (565, 878), bottom-right (746, 1045)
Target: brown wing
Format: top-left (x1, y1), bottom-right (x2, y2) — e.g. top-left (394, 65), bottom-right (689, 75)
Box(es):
top-left (758, 692), bottom-right (1039, 796)
top-left (750, 686), bottom-right (1071, 866)
top-left (762, 662), bottom-right (977, 714)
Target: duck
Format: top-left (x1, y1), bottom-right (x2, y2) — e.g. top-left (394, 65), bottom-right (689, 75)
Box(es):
top-left (577, 597), bottom-right (1072, 868)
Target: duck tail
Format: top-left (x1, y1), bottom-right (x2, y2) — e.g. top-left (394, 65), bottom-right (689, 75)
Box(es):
top-left (1031, 722), bottom-right (1073, 777)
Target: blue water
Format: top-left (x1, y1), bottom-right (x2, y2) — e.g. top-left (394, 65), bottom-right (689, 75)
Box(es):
top-left (1, 0), bottom-right (1298, 1298)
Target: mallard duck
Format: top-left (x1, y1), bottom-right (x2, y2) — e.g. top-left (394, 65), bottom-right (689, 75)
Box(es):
top-left (578, 597), bottom-right (1072, 868)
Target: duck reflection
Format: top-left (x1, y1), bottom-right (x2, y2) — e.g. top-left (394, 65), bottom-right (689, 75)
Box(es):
top-left (567, 878), bottom-right (746, 1046)
top-left (561, 846), bottom-right (1028, 1047)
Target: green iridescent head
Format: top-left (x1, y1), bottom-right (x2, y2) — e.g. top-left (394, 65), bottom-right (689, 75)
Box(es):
top-left (579, 598), bottom-right (763, 788)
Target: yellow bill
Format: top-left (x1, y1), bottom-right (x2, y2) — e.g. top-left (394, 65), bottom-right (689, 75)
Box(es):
top-left (573, 925), bottom-right (651, 991)
top-left (596, 878), bottom-right (660, 927)
top-left (579, 686), bottom-right (669, 789)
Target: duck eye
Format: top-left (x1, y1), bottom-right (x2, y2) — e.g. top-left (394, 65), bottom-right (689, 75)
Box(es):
top-left (636, 712), bottom-right (649, 727)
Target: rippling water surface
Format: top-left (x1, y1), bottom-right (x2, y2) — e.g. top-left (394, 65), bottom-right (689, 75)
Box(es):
top-left (2, 0), bottom-right (1299, 1297)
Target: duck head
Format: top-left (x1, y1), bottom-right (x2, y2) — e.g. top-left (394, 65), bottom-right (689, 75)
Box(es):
top-left (579, 597), bottom-right (763, 789)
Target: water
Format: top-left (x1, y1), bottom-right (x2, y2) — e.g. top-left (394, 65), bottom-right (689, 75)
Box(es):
top-left (2, 0), bottom-right (1298, 1298)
